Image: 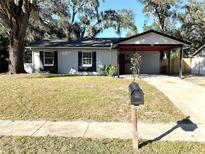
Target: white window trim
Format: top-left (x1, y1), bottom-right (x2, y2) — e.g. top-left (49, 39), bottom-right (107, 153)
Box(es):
top-left (82, 52), bottom-right (92, 67)
top-left (44, 51), bottom-right (54, 67)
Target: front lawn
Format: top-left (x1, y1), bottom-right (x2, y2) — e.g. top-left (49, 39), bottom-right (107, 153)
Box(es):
top-left (0, 74), bottom-right (184, 123)
top-left (0, 136), bottom-right (204, 154)
top-left (185, 76), bottom-right (205, 87)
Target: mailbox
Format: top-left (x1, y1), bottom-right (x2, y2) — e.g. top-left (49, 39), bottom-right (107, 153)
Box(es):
top-left (129, 82), bottom-right (144, 106)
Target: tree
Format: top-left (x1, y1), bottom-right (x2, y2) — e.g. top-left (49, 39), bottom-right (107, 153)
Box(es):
top-left (26, 0), bottom-right (72, 41)
top-left (139, 0), bottom-right (179, 33)
top-left (130, 52), bottom-right (142, 79)
top-left (33, 1), bottom-right (137, 40)
top-left (179, 0), bottom-right (205, 52)
top-left (27, 1), bottom-right (137, 41)
top-left (101, 9), bottom-right (137, 38)
top-left (0, 0), bottom-right (34, 74)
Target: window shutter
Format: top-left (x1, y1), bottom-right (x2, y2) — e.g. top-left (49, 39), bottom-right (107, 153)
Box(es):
top-left (78, 52), bottom-right (82, 71)
top-left (92, 52), bottom-right (96, 72)
top-left (40, 51), bottom-right (44, 71)
top-left (54, 51), bottom-right (58, 73)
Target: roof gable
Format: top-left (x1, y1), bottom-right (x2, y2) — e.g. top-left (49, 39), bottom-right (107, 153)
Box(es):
top-left (116, 30), bottom-right (190, 45)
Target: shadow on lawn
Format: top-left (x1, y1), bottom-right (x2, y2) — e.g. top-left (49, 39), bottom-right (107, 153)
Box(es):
top-left (25, 74), bottom-right (106, 79)
top-left (139, 116), bottom-right (198, 149)
top-left (24, 74), bottom-right (80, 79)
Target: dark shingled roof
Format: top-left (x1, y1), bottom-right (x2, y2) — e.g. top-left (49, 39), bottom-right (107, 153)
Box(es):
top-left (28, 30), bottom-right (190, 48)
top-left (29, 38), bottom-right (125, 48)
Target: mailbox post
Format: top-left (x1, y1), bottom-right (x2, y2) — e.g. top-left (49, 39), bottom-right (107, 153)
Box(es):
top-left (129, 82), bottom-right (144, 153)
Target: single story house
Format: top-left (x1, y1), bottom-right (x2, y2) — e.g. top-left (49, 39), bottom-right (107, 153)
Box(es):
top-left (191, 43), bottom-right (205, 75)
top-left (25, 30), bottom-right (190, 77)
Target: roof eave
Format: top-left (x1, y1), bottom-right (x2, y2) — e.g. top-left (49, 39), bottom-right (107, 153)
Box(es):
top-left (26, 46), bottom-right (112, 50)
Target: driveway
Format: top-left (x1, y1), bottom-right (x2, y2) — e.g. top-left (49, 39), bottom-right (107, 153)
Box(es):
top-left (141, 75), bottom-right (205, 124)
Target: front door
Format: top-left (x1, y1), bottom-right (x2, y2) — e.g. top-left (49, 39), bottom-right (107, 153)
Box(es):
top-left (119, 53), bottom-right (125, 74)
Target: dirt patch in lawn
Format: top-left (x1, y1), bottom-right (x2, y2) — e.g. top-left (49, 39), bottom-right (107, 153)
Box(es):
top-left (0, 74), bottom-right (185, 123)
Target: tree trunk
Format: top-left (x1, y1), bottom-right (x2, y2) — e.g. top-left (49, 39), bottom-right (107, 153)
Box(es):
top-left (8, 17), bottom-right (30, 74)
top-left (9, 36), bottom-right (25, 74)
top-left (0, 0), bottom-right (32, 74)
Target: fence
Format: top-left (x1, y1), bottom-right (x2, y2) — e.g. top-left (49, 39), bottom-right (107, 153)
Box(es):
top-left (161, 58), bottom-right (191, 74)
top-left (191, 57), bottom-right (205, 75)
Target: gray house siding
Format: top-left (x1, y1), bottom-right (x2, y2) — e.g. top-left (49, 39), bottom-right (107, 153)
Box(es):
top-left (25, 49), bottom-right (160, 75)
top-left (58, 49), bottom-right (117, 74)
top-left (27, 48), bottom-right (117, 74)
top-left (58, 50), bottom-right (78, 74)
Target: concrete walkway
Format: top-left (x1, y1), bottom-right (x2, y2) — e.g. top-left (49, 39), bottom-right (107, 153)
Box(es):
top-left (139, 75), bottom-right (205, 124)
top-left (0, 120), bottom-right (205, 142)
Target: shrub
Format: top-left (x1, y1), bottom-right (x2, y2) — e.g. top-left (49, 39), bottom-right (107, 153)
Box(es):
top-left (102, 65), bottom-right (117, 76)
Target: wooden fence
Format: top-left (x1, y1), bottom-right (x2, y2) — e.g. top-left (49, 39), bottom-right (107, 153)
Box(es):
top-left (160, 58), bottom-right (191, 74)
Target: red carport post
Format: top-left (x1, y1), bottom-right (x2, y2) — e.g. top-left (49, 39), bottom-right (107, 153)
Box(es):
top-left (179, 46), bottom-right (183, 78)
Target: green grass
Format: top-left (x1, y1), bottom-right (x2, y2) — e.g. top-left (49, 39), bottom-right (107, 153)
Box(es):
top-left (0, 136), bottom-right (204, 154)
top-left (0, 74), bottom-right (185, 123)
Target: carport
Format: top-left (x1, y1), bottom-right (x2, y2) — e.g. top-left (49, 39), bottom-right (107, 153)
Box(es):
top-left (113, 30), bottom-right (190, 78)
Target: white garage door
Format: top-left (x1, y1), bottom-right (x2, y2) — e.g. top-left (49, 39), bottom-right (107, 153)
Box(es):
top-left (140, 51), bottom-right (160, 74)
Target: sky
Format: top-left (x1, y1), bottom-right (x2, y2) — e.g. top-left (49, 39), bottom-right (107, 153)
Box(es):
top-left (98, 0), bottom-right (151, 38)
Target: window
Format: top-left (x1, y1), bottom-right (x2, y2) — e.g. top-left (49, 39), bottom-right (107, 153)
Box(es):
top-left (44, 52), bottom-right (54, 66)
top-left (82, 52), bottom-right (92, 67)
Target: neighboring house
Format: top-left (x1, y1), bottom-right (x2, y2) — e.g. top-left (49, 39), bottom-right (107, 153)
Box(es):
top-left (191, 43), bottom-right (205, 75)
top-left (25, 30), bottom-right (189, 77)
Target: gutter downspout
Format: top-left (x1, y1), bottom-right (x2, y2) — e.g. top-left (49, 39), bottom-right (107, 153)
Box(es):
top-left (110, 43), bottom-right (113, 67)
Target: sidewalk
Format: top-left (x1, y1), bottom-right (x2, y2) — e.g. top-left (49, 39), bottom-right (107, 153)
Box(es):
top-left (0, 120), bottom-right (205, 142)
